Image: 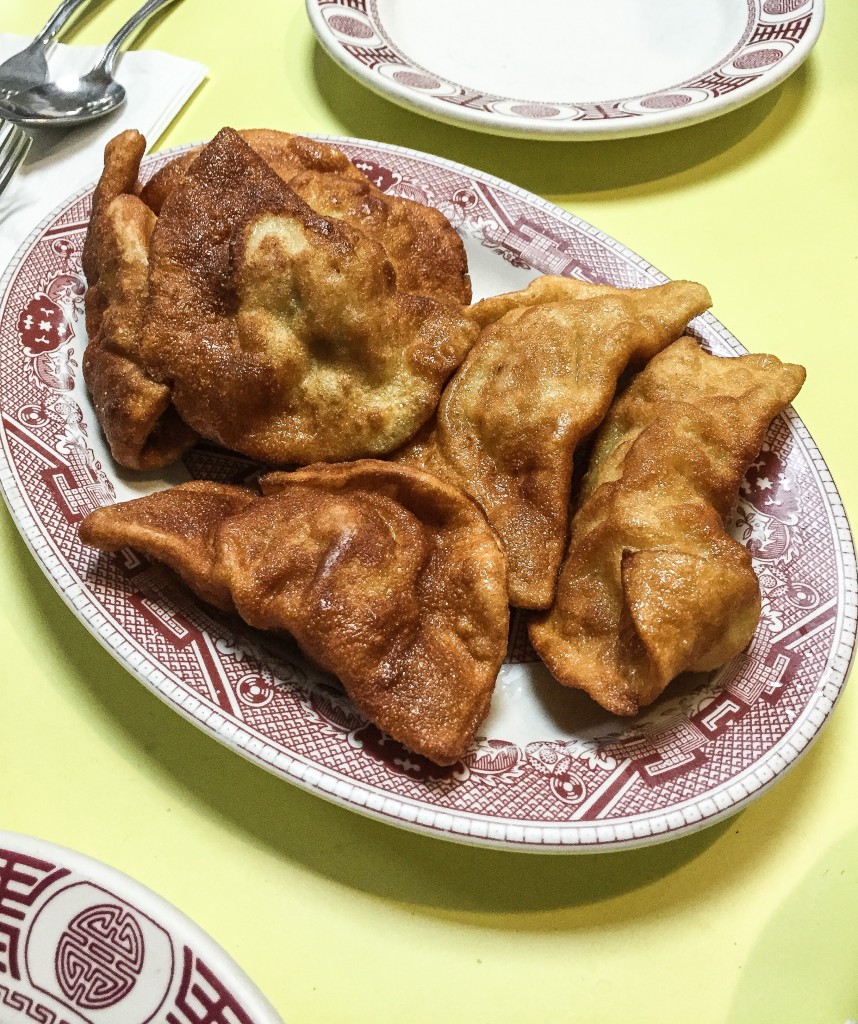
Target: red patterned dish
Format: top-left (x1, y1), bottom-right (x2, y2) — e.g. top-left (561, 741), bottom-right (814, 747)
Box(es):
top-left (307, 0), bottom-right (824, 139)
top-left (0, 832), bottom-right (282, 1024)
top-left (0, 139), bottom-right (853, 851)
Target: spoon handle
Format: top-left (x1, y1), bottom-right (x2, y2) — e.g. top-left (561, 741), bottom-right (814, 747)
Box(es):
top-left (35, 0), bottom-right (97, 46)
top-left (98, 0), bottom-right (184, 75)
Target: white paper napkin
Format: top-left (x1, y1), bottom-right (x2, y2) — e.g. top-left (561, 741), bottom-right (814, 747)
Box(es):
top-left (0, 33), bottom-right (207, 272)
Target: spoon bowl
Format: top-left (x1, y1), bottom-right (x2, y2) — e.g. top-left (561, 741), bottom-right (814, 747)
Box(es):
top-left (0, 71), bottom-right (126, 127)
top-left (0, 0), bottom-right (94, 96)
top-left (0, 0), bottom-right (181, 128)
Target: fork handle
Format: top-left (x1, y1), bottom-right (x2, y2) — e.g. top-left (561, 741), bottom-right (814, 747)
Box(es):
top-left (98, 0), bottom-right (183, 75)
top-left (35, 0), bottom-right (97, 46)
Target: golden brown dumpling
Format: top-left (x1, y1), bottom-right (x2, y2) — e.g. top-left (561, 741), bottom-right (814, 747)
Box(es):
top-left (81, 130), bottom-right (197, 469)
top-left (140, 129), bottom-right (470, 305)
top-left (79, 463), bottom-right (509, 765)
top-left (288, 169), bottom-right (470, 306)
top-left (396, 280), bottom-right (711, 609)
top-left (138, 129), bottom-right (369, 214)
top-left (142, 127), bottom-right (477, 465)
top-left (529, 337), bottom-right (806, 716)
top-left (467, 274), bottom-right (620, 328)
top-left (78, 480), bottom-right (256, 611)
top-left (82, 128), bottom-right (145, 337)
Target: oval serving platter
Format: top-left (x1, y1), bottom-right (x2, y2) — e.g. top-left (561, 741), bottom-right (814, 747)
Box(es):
top-left (0, 831), bottom-right (282, 1024)
top-left (0, 137), bottom-right (853, 852)
top-left (307, 0), bottom-right (824, 140)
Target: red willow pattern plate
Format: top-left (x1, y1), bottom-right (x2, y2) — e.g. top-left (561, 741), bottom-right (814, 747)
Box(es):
top-left (0, 138), bottom-right (854, 852)
top-left (0, 831), bottom-right (282, 1024)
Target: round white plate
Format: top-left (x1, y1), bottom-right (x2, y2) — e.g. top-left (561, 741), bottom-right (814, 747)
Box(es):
top-left (0, 138), bottom-right (854, 852)
top-left (0, 831), bottom-right (282, 1024)
top-left (307, 0), bottom-right (824, 139)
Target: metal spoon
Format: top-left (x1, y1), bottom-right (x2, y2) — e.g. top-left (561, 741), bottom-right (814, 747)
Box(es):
top-left (0, 0), bottom-right (96, 95)
top-left (0, 0), bottom-right (183, 128)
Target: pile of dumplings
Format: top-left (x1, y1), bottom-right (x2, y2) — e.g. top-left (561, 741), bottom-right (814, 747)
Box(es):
top-left (78, 127), bottom-right (806, 765)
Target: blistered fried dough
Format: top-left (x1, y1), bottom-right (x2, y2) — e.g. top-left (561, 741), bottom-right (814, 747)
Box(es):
top-left (288, 171), bottom-right (470, 304)
top-left (79, 481), bottom-right (256, 611)
top-left (239, 128), bottom-right (369, 182)
top-left (250, 462), bottom-right (508, 763)
top-left (141, 130), bottom-right (470, 305)
top-left (82, 131), bottom-right (198, 469)
top-left (79, 463), bottom-right (509, 764)
top-left (140, 129), bottom-right (367, 214)
top-left (468, 275), bottom-right (622, 329)
top-left (143, 127), bottom-right (477, 464)
top-left (138, 151), bottom-right (196, 214)
top-left (529, 337), bottom-right (806, 716)
top-left (396, 281), bottom-right (711, 609)
top-left (82, 196), bottom-right (198, 468)
top-left (82, 129), bottom-right (145, 338)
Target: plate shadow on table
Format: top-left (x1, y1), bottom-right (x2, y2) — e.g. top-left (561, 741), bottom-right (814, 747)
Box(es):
top-left (724, 826), bottom-right (858, 1023)
top-left (311, 47), bottom-right (815, 201)
top-left (11, 526), bottom-right (841, 932)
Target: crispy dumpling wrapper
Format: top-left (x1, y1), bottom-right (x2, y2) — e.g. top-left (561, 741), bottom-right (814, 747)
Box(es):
top-left (467, 275), bottom-right (621, 329)
top-left (396, 280), bottom-right (711, 609)
top-left (140, 129), bottom-right (470, 305)
top-left (82, 128), bottom-right (145, 336)
top-left (78, 480), bottom-right (256, 611)
top-left (142, 127), bottom-right (477, 464)
top-left (288, 169), bottom-right (470, 305)
top-left (529, 336), bottom-right (806, 716)
top-left (139, 129), bottom-right (369, 214)
top-left (81, 130), bottom-right (197, 469)
top-left (79, 463), bottom-right (508, 765)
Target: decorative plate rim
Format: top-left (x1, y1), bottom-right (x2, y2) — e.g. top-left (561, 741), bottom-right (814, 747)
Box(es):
top-left (0, 135), bottom-right (854, 854)
top-left (306, 0), bottom-right (825, 140)
top-left (0, 829), bottom-right (283, 1023)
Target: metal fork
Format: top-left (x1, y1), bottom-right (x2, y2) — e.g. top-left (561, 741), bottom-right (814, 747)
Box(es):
top-left (0, 120), bottom-right (33, 196)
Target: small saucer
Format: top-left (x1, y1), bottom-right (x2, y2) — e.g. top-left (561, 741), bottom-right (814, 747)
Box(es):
top-left (307, 0), bottom-right (823, 140)
top-left (0, 832), bottom-right (282, 1024)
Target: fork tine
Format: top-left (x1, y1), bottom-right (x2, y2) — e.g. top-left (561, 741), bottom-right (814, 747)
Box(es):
top-left (0, 120), bottom-right (33, 196)
top-left (0, 149), bottom-right (30, 192)
top-left (0, 142), bottom-right (28, 182)
top-left (0, 129), bottom-right (30, 165)
top-left (0, 138), bottom-right (29, 181)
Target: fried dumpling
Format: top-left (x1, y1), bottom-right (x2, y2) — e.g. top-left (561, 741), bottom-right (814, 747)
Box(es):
top-left (140, 129), bottom-right (470, 305)
top-left (396, 280), bottom-right (711, 609)
top-left (82, 128), bottom-right (145, 336)
top-left (468, 274), bottom-right (620, 329)
top-left (252, 463), bottom-right (508, 764)
top-left (138, 129), bottom-right (368, 214)
top-left (288, 169), bottom-right (470, 305)
top-left (143, 127), bottom-right (477, 464)
top-left (79, 463), bottom-right (509, 765)
top-left (78, 480), bottom-right (257, 611)
top-left (81, 130), bottom-right (197, 469)
top-left (529, 337), bottom-right (806, 716)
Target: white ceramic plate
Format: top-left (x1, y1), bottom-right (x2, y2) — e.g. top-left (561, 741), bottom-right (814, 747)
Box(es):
top-left (0, 831), bottom-right (281, 1024)
top-left (307, 0), bottom-right (824, 139)
top-left (0, 138), bottom-right (854, 852)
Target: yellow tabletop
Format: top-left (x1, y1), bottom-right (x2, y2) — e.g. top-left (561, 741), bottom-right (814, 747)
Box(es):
top-left (2, 2), bottom-right (857, 1021)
